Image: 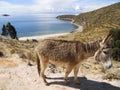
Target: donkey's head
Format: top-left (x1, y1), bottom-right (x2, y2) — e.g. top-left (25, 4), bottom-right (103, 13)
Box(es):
top-left (94, 34), bottom-right (112, 69)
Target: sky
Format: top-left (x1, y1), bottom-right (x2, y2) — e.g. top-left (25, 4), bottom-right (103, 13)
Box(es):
top-left (0, 0), bottom-right (119, 15)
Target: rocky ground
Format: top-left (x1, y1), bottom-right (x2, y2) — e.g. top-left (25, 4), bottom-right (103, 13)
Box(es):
top-left (0, 56), bottom-right (120, 90)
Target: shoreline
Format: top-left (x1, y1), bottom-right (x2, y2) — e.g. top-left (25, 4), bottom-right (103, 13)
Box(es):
top-left (56, 15), bottom-right (83, 33)
top-left (19, 33), bottom-right (69, 41)
top-left (19, 19), bottom-right (83, 41)
top-left (71, 21), bottom-right (83, 33)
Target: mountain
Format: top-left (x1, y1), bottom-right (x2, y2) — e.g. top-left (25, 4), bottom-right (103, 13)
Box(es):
top-left (57, 2), bottom-right (120, 42)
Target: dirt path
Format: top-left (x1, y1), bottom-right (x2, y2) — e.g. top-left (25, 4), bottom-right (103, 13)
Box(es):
top-left (0, 57), bottom-right (120, 90)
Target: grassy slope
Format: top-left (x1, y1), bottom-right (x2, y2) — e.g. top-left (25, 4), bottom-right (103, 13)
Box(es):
top-left (58, 2), bottom-right (120, 42)
top-left (0, 36), bottom-right (38, 62)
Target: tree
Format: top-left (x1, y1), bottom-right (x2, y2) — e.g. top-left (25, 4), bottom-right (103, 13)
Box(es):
top-left (1, 24), bottom-right (8, 36)
top-left (6, 22), bottom-right (18, 40)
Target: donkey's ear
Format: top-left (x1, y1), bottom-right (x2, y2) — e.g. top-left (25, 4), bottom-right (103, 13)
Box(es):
top-left (100, 42), bottom-right (104, 47)
top-left (101, 33), bottom-right (112, 45)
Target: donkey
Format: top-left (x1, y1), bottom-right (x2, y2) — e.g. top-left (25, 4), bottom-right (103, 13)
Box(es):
top-left (94, 33), bottom-right (112, 69)
top-left (35, 34), bottom-right (112, 84)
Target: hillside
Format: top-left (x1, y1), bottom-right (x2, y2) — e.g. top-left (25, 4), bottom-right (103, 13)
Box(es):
top-left (56, 15), bottom-right (75, 21)
top-left (57, 2), bottom-right (120, 42)
top-left (74, 2), bottom-right (120, 29)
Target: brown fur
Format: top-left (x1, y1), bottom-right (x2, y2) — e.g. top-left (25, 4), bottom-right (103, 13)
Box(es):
top-left (35, 39), bottom-right (100, 84)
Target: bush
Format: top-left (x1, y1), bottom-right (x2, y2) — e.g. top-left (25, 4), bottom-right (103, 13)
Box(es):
top-left (109, 29), bottom-right (120, 61)
top-left (112, 48), bottom-right (120, 61)
top-left (109, 29), bottom-right (120, 40)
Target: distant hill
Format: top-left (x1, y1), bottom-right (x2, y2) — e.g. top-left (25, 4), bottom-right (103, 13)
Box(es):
top-left (73, 2), bottom-right (120, 31)
top-left (56, 15), bottom-right (75, 21)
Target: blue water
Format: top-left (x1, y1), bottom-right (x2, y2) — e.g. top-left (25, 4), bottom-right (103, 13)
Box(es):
top-left (0, 14), bottom-right (77, 37)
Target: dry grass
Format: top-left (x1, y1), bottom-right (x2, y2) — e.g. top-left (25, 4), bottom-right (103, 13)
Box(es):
top-left (0, 58), bottom-right (17, 67)
top-left (57, 27), bottom-right (109, 42)
top-left (102, 60), bottom-right (120, 79)
top-left (0, 36), bottom-right (38, 62)
top-left (80, 58), bottom-right (120, 80)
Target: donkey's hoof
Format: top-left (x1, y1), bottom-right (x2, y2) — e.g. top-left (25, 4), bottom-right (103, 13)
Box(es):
top-left (75, 82), bottom-right (80, 85)
top-left (45, 82), bottom-right (49, 86)
top-left (43, 80), bottom-right (48, 85)
top-left (74, 80), bottom-right (80, 85)
top-left (64, 80), bottom-right (70, 85)
top-left (65, 82), bottom-right (70, 85)
top-left (44, 75), bottom-right (47, 78)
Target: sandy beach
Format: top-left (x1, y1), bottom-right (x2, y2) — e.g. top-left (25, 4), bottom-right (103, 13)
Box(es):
top-left (19, 33), bottom-right (69, 41)
top-left (71, 20), bottom-right (83, 32)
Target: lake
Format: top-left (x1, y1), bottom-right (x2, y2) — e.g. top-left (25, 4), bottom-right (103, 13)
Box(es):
top-left (0, 14), bottom-right (77, 37)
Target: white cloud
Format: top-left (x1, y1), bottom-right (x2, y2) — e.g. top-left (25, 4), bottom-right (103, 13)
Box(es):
top-left (75, 5), bottom-right (80, 11)
top-left (33, 0), bottom-right (77, 11)
top-left (0, 0), bottom-right (79, 14)
top-left (0, 1), bottom-right (32, 14)
top-left (31, 0), bottom-right (120, 13)
top-left (0, 0), bottom-right (119, 14)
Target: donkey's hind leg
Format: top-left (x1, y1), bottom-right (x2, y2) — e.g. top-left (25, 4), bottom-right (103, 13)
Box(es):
top-left (40, 57), bottom-right (49, 84)
top-left (64, 63), bottom-right (75, 84)
top-left (74, 64), bottom-right (80, 84)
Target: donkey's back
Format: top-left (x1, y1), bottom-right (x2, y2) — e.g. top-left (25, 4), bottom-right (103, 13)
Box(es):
top-left (36, 39), bottom-right (84, 62)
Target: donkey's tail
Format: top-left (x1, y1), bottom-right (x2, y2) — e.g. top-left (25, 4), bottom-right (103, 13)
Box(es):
top-left (35, 51), bottom-right (41, 76)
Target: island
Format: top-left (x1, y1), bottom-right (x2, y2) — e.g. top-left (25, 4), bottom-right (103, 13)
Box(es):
top-left (2, 14), bottom-right (10, 16)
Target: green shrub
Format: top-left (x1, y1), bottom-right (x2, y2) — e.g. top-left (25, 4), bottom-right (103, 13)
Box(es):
top-left (112, 48), bottom-right (120, 61)
top-left (109, 29), bottom-right (120, 40)
top-left (109, 29), bottom-right (120, 61)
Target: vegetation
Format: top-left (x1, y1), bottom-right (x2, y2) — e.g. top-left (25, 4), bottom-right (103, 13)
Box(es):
top-left (1, 22), bottom-right (18, 40)
top-left (58, 2), bottom-right (120, 42)
top-left (109, 29), bottom-right (120, 61)
top-left (0, 36), bottom-right (38, 62)
top-left (73, 2), bottom-right (120, 31)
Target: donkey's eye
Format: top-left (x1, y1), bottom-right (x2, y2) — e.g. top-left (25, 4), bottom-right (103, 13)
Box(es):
top-left (103, 51), bottom-right (108, 54)
top-left (106, 46), bottom-right (110, 48)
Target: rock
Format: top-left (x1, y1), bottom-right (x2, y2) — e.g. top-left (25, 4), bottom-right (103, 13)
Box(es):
top-left (0, 51), bottom-right (4, 57)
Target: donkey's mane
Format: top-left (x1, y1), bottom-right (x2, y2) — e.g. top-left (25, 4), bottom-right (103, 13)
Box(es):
top-left (83, 40), bottom-right (100, 53)
top-left (42, 39), bottom-right (83, 43)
